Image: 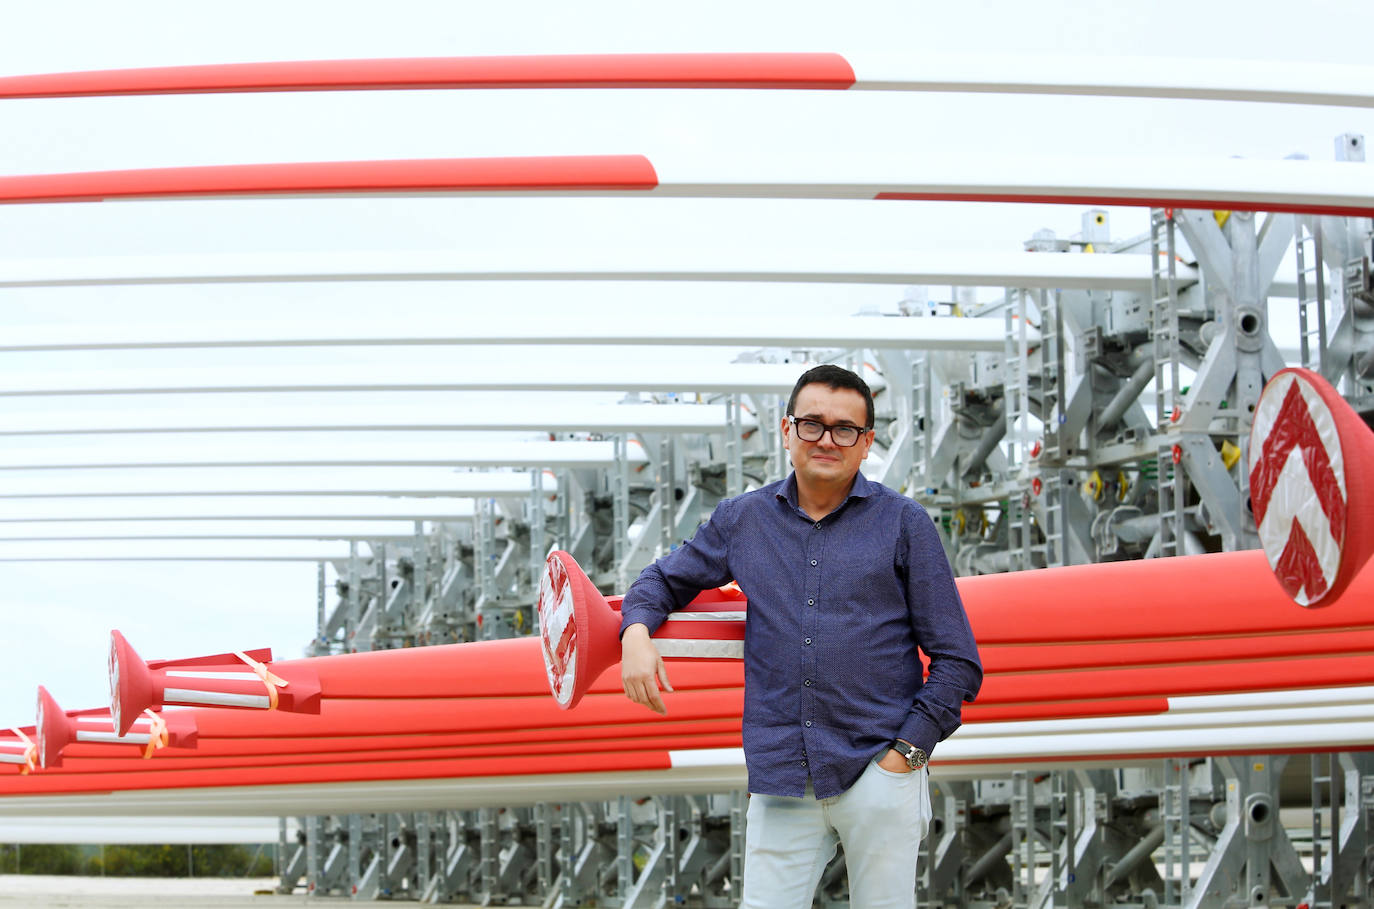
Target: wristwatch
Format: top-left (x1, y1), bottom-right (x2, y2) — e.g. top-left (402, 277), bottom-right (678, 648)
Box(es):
top-left (892, 740), bottom-right (928, 770)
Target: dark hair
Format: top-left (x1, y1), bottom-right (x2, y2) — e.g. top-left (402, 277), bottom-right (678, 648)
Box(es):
top-left (786, 364), bottom-right (874, 429)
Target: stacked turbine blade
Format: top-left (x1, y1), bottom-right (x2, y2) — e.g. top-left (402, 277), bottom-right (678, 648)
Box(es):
top-left (7, 543), bottom-right (1374, 812)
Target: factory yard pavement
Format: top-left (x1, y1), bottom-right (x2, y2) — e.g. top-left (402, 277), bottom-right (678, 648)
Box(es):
top-left (0, 875), bottom-right (309, 907)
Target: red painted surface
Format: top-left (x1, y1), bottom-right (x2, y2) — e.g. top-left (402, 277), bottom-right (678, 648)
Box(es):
top-left (980, 653), bottom-right (1374, 704)
top-left (35, 688), bottom-right (197, 768)
top-left (284, 638), bottom-right (741, 701)
top-left (112, 631), bottom-right (320, 734)
top-left (56, 718), bottom-right (743, 760)
top-left (0, 54), bottom-right (857, 98)
top-left (0, 748), bottom-right (677, 794)
top-left (12, 731), bottom-right (744, 777)
top-left (875, 192), bottom-right (1374, 219)
top-left (959, 549), bottom-right (1374, 643)
top-left (650, 622), bottom-right (745, 641)
top-left (171, 684), bottom-right (745, 738)
top-left (978, 626), bottom-right (1374, 673)
top-left (0, 157), bottom-right (659, 204)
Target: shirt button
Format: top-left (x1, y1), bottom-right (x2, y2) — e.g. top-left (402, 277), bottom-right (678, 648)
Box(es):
top-left (804, 638), bottom-right (812, 645)
top-left (814, 523), bottom-right (821, 530)
top-left (810, 559), bottom-right (817, 566)
top-left (801, 760), bottom-right (808, 767)
top-left (807, 599), bottom-right (814, 606)
top-left (805, 721), bottom-right (812, 727)
top-left (804, 679), bottom-right (813, 687)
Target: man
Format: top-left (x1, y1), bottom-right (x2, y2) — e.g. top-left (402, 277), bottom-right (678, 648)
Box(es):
top-left (620, 364), bottom-right (982, 908)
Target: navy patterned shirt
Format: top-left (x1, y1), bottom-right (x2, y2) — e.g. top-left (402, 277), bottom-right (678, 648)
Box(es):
top-left (620, 471), bottom-right (983, 799)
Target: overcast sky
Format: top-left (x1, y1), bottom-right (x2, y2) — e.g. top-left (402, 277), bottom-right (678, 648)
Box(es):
top-left (1, 0), bottom-right (1372, 728)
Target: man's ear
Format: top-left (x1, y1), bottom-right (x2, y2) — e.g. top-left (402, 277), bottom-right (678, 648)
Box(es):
top-left (780, 417), bottom-right (792, 451)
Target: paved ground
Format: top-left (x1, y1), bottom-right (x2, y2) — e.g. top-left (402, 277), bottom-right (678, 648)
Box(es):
top-left (0, 875), bottom-right (307, 908)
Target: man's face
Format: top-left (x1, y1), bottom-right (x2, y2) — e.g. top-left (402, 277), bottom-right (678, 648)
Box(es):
top-left (781, 383), bottom-right (874, 487)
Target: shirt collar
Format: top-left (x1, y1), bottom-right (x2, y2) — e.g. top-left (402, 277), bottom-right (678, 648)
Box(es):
top-left (775, 470), bottom-right (875, 510)
top-left (847, 470), bottom-right (876, 499)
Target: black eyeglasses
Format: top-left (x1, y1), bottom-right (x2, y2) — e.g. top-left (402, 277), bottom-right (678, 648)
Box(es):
top-left (787, 415), bottom-right (870, 448)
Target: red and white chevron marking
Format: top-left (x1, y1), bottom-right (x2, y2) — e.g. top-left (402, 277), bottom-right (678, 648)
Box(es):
top-left (1250, 371), bottom-right (1347, 606)
top-left (536, 554), bottom-right (578, 708)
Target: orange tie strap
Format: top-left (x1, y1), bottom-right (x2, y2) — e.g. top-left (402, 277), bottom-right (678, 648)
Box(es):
top-left (11, 728), bottom-right (36, 775)
top-left (140, 710), bottom-right (169, 759)
top-left (235, 651), bottom-right (289, 710)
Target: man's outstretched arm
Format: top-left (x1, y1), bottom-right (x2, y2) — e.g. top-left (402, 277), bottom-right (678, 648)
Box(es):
top-left (618, 498), bottom-right (737, 715)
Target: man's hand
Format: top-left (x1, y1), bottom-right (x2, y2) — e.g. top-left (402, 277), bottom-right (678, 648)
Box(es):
top-left (621, 623), bottom-right (673, 714)
top-left (878, 749), bottom-right (913, 774)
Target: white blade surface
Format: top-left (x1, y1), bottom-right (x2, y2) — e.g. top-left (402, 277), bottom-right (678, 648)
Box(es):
top-left (0, 404), bottom-right (750, 436)
top-left (0, 249), bottom-right (1177, 294)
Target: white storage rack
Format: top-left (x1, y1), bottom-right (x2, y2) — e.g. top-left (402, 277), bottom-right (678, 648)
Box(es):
top-left (2, 53), bottom-right (1373, 908)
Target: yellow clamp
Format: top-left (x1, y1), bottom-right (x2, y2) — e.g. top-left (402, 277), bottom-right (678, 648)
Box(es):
top-left (1083, 470), bottom-right (1104, 501)
top-left (235, 651), bottom-right (289, 710)
top-left (1220, 440), bottom-right (1242, 471)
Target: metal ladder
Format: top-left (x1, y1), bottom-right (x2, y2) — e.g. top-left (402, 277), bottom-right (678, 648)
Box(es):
top-left (1049, 772), bottom-right (1069, 907)
top-left (1037, 289), bottom-right (1063, 461)
top-left (1295, 221), bottom-right (1328, 373)
top-left (729, 790), bottom-right (747, 896)
top-left (1033, 289), bottom-right (1068, 568)
top-left (658, 435), bottom-right (676, 557)
top-left (474, 498), bottom-right (499, 638)
top-left (1310, 754), bottom-right (1337, 909)
top-left (1150, 210), bottom-right (1184, 558)
top-left (1161, 758), bottom-right (1191, 906)
top-left (911, 353), bottom-right (931, 493)
top-left (1155, 443), bottom-right (1183, 558)
top-left (612, 434), bottom-right (630, 589)
top-left (1004, 293), bottom-right (1034, 569)
top-left (1011, 770), bottom-right (1036, 909)
top-left (724, 395), bottom-right (744, 498)
top-left (1042, 472), bottom-right (1069, 568)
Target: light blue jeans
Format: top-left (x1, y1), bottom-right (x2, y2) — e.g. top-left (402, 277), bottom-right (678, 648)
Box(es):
top-left (741, 757), bottom-right (931, 909)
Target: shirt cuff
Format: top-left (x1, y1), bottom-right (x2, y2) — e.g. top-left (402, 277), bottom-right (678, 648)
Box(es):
top-left (618, 607), bottom-right (666, 639)
top-left (897, 715), bottom-right (943, 758)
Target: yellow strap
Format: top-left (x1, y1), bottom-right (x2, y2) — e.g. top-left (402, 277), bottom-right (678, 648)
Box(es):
top-left (234, 651), bottom-right (288, 710)
top-left (11, 728), bottom-right (37, 775)
top-left (141, 710), bottom-right (169, 759)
